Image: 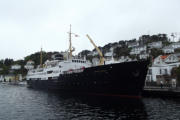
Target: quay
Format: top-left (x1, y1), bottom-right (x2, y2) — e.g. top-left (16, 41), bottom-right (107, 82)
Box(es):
top-left (142, 86), bottom-right (180, 98)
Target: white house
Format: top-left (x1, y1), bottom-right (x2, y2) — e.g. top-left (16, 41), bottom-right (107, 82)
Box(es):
top-left (128, 42), bottom-right (139, 48)
top-left (0, 74), bottom-right (23, 82)
top-left (170, 42), bottom-right (180, 49)
top-left (148, 41), bottom-right (162, 49)
top-left (118, 56), bottom-right (132, 63)
top-left (162, 46), bottom-right (174, 54)
top-left (0, 75), bottom-right (3, 82)
top-left (104, 51), bottom-right (113, 57)
top-left (139, 53), bottom-right (149, 60)
top-left (130, 45), bottom-right (147, 55)
top-left (24, 60), bottom-right (34, 70)
top-left (92, 57), bottom-right (99, 66)
top-left (110, 44), bottom-right (121, 51)
top-left (11, 64), bottom-right (21, 70)
top-left (146, 63), bottom-right (180, 82)
top-left (146, 54), bottom-right (180, 82)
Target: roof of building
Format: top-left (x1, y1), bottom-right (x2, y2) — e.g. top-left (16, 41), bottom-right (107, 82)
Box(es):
top-left (160, 55), bottom-right (169, 60)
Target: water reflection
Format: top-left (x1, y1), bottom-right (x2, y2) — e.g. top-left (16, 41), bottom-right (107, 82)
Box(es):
top-left (1, 84), bottom-right (180, 120)
top-left (143, 98), bottom-right (180, 120)
top-left (46, 93), bottom-right (148, 120)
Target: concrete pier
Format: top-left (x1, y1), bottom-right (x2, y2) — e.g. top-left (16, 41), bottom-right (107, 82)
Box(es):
top-left (142, 86), bottom-right (180, 98)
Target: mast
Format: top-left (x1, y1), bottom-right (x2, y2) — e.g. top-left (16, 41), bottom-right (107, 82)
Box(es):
top-left (40, 47), bottom-right (43, 67)
top-left (69, 24), bottom-right (72, 59)
top-left (68, 24), bottom-right (75, 59)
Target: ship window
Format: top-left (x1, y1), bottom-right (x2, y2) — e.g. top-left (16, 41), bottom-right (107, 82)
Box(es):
top-left (59, 65), bottom-right (62, 68)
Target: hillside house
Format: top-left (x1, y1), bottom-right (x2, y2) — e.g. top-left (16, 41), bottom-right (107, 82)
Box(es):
top-left (92, 57), bottom-right (99, 66)
top-left (24, 60), bottom-right (34, 70)
top-left (11, 64), bottom-right (21, 70)
top-left (127, 42), bottom-right (139, 48)
top-left (146, 55), bottom-right (180, 82)
top-left (104, 51), bottom-right (113, 58)
top-left (118, 56), bottom-right (132, 63)
top-left (130, 45), bottom-right (147, 55)
top-left (162, 46), bottom-right (174, 54)
top-left (148, 41), bottom-right (162, 49)
top-left (170, 42), bottom-right (180, 49)
top-left (0, 74), bottom-right (15, 82)
top-left (139, 53), bottom-right (149, 60)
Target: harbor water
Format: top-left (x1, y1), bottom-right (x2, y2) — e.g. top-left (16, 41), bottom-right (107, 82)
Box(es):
top-left (0, 83), bottom-right (180, 120)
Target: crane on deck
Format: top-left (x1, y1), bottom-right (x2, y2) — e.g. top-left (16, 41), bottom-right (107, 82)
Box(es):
top-left (86, 34), bottom-right (105, 65)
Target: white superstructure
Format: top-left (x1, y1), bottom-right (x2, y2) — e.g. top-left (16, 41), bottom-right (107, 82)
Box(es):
top-left (26, 56), bottom-right (92, 80)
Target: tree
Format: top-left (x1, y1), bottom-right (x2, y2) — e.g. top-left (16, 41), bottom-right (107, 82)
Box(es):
top-left (113, 46), bottom-right (131, 58)
top-left (150, 48), bottom-right (163, 58)
top-left (171, 67), bottom-right (180, 86)
top-left (4, 58), bottom-right (13, 66)
top-left (78, 50), bottom-right (91, 57)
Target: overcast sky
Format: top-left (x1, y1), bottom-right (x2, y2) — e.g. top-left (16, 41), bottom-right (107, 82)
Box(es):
top-left (0, 0), bottom-right (180, 60)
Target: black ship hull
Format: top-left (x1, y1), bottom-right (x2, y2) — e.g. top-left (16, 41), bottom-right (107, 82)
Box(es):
top-left (27, 60), bottom-right (149, 98)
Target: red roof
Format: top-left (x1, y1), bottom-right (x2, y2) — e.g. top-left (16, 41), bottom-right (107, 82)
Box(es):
top-left (160, 55), bottom-right (169, 60)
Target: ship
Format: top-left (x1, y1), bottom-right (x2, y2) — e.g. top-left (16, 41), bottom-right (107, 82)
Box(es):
top-left (26, 25), bottom-right (149, 98)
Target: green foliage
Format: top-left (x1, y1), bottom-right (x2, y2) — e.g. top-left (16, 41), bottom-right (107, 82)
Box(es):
top-left (150, 48), bottom-right (163, 58)
top-left (173, 66), bottom-right (180, 86)
top-left (139, 34), bottom-right (169, 45)
top-left (129, 55), bottom-right (137, 60)
top-left (4, 58), bottom-right (13, 66)
top-left (0, 60), bottom-right (4, 67)
top-left (113, 46), bottom-right (131, 58)
top-left (24, 51), bottom-right (55, 66)
top-left (78, 50), bottom-right (91, 57)
top-left (0, 65), bottom-right (9, 75)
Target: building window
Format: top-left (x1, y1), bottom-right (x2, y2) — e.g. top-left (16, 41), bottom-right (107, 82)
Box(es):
top-left (148, 69), bottom-right (152, 75)
top-left (160, 69), bottom-right (162, 75)
top-left (47, 71), bottom-right (53, 74)
top-left (165, 69), bottom-right (167, 75)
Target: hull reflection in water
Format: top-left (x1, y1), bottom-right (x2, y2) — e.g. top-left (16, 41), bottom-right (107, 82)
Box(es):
top-left (47, 92), bottom-right (148, 120)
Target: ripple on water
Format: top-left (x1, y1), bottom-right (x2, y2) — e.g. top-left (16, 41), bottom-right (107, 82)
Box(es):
top-left (0, 84), bottom-right (180, 120)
